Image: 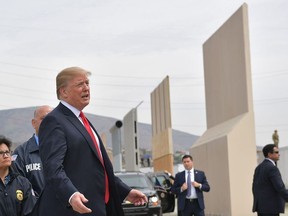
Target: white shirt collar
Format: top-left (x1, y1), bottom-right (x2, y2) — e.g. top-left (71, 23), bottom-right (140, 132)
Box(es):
top-left (60, 101), bottom-right (81, 117)
top-left (186, 168), bottom-right (194, 174)
top-left (266, 158), bottom-right (276, 166)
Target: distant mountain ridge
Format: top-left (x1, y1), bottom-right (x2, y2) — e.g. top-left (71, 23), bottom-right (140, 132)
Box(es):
top-left (0, 107), bottom-right (199, 152)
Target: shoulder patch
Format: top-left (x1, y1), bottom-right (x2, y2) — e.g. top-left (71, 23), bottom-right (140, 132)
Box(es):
top-left (11, 154), bottom-right (18, 161)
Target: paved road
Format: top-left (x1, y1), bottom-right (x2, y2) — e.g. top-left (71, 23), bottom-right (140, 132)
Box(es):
top-left (164, 210), bottom-right (177, 216)
top-left (163, 201), bottom-right (178, 216)
top-left (164, 211), bottom-right (177, 216)
top-left (163, 203), bottom-right (288, 216)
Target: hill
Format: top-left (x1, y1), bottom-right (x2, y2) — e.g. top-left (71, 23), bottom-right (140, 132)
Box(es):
top-left (0, 107), bottom-right (199, 152)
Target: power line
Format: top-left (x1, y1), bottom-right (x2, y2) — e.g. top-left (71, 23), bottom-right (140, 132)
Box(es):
top-left (1, 61), bottom-right (287, 80)
top-left (0, 61), bottom-right (55, 71)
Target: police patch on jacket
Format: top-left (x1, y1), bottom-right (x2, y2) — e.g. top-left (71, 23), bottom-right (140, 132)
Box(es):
top-left (16, 190), bottom-right (23, 201)
top-left (26, 163), bottom-right (41, 172)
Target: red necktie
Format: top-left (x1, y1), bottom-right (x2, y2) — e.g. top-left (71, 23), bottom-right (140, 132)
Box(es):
top-left (79, 111), bottom-right (109, 203)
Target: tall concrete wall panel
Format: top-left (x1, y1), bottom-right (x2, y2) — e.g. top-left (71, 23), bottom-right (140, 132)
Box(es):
top-left (123, 108), bottom-right (140, 171)
top-left (191, 4), bottom-right (257, 215)
top-left (151, 76), bottom-right (174, 174)
top-left (110, 123), bottom-right (122, 171)
top-left (203, 3), bottom-right (253, 129)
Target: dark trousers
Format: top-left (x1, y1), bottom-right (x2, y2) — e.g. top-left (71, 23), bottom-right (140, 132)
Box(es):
top-left (258, 214), bottom-right (279, 216)
top-left (182, 199), bottom-right (204, 216)
top-left (257, 213), bottom-right (279, 216)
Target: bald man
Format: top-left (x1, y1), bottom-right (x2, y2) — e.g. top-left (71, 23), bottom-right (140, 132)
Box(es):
top-left (12, 105), bottom-right (53, 197)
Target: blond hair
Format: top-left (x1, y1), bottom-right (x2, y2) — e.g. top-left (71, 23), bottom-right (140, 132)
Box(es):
top-left (56, 67), bottom-right (91, 100)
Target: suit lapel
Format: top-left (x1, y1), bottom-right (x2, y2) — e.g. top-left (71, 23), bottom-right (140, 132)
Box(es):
top-left (181, 171), bottom-right (186, 183)
top-left (58, 103), bottom-right (103, 162)
top-left (194, 170), bottom-right (199, 182)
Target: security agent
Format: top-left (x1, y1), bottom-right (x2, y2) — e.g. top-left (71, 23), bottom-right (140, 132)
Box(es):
top-left (0, 135), bottom-right (36, 216)
top-left (171, 155), bottom-right (210, 216)
top-left (12, 105), bottom-right (52, 197)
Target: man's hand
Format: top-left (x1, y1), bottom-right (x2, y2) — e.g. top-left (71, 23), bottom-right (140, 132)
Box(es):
top-left (192, 181), bottom-right (201, 188)
top-left (126, 189), bottom-right (148, 206)
top-left (181, 182), bottom-right (188, 191)
top-left (70, 192), bottom-right (92, 214)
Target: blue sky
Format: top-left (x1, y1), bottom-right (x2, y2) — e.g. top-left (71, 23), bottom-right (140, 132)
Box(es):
top-left (0, 0), bottom-right (287, 147)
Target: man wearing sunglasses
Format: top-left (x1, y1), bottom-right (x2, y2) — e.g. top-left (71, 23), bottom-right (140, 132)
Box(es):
top-left (252, 144), bottom-right (288, 216)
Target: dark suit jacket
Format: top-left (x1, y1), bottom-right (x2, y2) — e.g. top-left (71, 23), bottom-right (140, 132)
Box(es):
top-left (171, 169), bottom-right (210, 211)
top-left (32, 103), bottom-right (131, 216)
top-left (252, 159), bottom-right (288, 214)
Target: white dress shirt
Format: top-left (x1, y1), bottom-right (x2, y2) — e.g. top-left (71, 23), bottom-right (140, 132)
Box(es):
top-left (186, 169), bottom-right (198, 199)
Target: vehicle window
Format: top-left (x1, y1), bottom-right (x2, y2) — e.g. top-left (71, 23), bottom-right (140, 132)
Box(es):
top-left (118, 175), bottom-right (151, 189)
top-left (148, 176), bottom-right (158, 186)
top-left (156, 175), bottom-right (170, 188)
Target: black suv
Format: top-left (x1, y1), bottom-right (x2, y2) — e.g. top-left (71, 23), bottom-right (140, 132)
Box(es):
top-left (115, 171), bottom-right (162, 216)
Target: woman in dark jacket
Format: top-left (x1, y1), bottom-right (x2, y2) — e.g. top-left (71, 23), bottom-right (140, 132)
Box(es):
top-left (0, 135), bottom-right (36, 216)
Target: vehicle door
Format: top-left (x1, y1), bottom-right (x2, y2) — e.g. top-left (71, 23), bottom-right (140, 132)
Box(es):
top-left (154, 173), bottom-right (175, 213)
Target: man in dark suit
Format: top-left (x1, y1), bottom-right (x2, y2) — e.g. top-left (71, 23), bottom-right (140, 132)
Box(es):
top-left (252, 144), bottom-right (288, 216)
top-left (33, 67), bottom-right (147, 216)
top-left (172, 155), bottom-right (210, 216)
